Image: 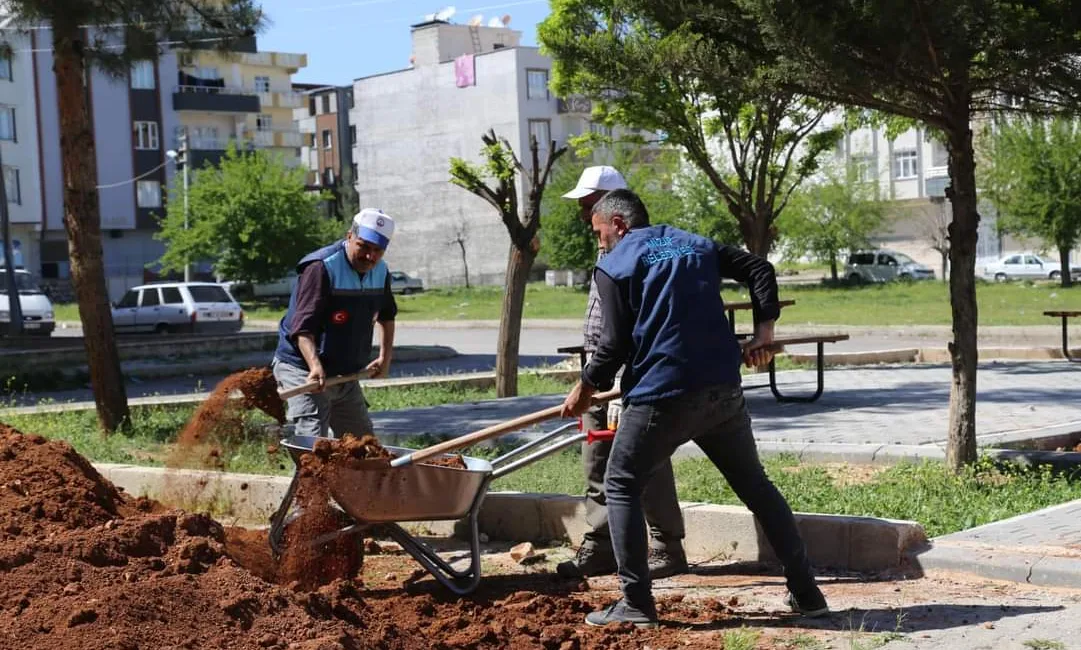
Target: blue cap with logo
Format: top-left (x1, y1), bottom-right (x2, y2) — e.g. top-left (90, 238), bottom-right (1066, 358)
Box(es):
top-left (352, 208), bottom-right (395, 250)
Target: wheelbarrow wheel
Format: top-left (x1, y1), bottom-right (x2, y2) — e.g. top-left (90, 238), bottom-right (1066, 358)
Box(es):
top-left (275, 506), bottom-right (367, 589)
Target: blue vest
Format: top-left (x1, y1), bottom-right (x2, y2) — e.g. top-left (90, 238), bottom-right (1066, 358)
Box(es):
top-left (274, 241), bottom-right (389, 376)
top-left (597, 225), bottom-right (742, 403)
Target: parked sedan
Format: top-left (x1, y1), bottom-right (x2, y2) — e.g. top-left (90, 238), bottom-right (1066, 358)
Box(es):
top-left (981, 253), bottom-right (1081, 282)
top-left (111, 282), bottom-right (244, 334)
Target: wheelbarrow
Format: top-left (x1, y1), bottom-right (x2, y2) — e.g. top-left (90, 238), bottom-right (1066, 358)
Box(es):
top-left (267, 389), bottom-right (620, 595)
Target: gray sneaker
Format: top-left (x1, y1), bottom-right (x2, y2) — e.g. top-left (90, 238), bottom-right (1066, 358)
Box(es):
top-left (585, 599), bottom-right (659, 629)
top-left (556, 542), bottom-right (617, 578)
top-left (648, 544), bottom-right (689, 580)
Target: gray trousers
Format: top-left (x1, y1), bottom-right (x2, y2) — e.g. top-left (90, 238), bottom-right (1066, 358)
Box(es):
top-left (582, 403), bottom-right (685, 550)
top-left (272, 358), bottom-right (374, 438)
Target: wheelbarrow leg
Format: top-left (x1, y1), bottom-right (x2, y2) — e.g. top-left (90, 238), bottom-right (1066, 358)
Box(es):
top-left (268, 469), bottom-right (302, 557)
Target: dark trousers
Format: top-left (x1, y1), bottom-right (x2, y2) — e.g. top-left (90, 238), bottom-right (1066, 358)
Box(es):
top-left (581, 403), bottom-right (685, 550)
top-left (606, 384), bottom-right (815, 610)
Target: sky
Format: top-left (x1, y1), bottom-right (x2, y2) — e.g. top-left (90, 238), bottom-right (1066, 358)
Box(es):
top-left (256, 0), bottom-right (551, 85)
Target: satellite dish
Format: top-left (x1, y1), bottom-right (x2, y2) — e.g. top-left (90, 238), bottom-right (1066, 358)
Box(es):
top-left (468, 14), bottom-right (484, 26)
top-left (434, 5), bottom-right (456, 21)
top-left (487, 16), bottom-right (502, 27)
top-left (501, 14), bottom-right (511, 26)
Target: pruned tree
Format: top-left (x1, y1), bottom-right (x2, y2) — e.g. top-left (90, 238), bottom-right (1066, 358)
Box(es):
top-left (6, 0), bottom-right (261, 433)
top-left (539, 0), bottom-right (842, 256)
top-left (448, 219), bottom-right (471, 289)
top-left (450, 129), bottom-right (567, 397)
top-left (922, 198), bottom-right (951, 282)
top-left (979, 116), bottom-right (1081, 287)
top-left (629, 0), bottom-right (1081, 470)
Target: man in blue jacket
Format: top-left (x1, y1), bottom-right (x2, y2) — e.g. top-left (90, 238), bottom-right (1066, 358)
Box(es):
top-left (272, 208), bottom-right (398, 439)
top-left (561, 189), bottom-right (828, 628)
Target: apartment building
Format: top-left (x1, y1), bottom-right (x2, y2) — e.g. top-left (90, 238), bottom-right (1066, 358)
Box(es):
top-left (294, 83), bottom-right (354, 192)
top-left (174, 42), bottom-right (307, 168)
top-left (350, 19), bottom-right (630, 287)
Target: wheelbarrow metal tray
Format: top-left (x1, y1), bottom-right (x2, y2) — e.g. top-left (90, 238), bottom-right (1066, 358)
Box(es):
top-left (281, 436), bottom-right (493, 523)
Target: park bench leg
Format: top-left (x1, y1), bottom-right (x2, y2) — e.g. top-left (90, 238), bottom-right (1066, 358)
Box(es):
top-left (1061, 317), bottom-right (1081, 362)
top-left (769, 341), bottom-right (826, 403)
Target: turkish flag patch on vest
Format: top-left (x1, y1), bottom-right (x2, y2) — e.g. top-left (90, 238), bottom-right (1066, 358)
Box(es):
top-left (331, 310), bottom-right (350, 325)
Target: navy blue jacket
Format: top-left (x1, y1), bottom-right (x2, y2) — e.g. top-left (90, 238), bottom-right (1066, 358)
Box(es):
top-left (582, 225), bottom-right (779, 404)
top-left (274, 241), bottom-right (396, 376)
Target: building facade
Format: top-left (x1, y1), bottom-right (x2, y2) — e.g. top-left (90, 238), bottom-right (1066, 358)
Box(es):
top-left (350, 19), bottom-right (627, 287)
top-left (294, 83), bottom-right (354, 192)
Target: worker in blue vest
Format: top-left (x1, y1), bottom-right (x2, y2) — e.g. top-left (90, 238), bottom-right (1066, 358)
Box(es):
top-left (272, 208), bottom-right (398, 439)
top-left (561, 189), bottom-right (828, 628)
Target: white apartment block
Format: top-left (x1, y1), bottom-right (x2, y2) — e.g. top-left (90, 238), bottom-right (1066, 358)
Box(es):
top-left (350, 19), bottom-right (632, 287)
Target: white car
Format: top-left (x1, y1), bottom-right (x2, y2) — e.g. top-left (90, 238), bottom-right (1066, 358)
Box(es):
top-left (981, 253), bottom-right (1081, 282)
top-left (0, 269), bottom-right (55, 336)
top-left (111, 282), bottom-right (244, 334)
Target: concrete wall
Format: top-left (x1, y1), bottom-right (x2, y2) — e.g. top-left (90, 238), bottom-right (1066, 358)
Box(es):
top-left (89, 32), bottom-right (137, 231)
top-left (352, 46), bottom-right (528, 287)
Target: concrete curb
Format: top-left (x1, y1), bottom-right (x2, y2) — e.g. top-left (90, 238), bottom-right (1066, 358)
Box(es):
top-left (909, 542), bottom-right (1081, 589)
top-left (786, 346), bottom-right (1081, 366)
top-left (92, 462), bottom-right (925, 574)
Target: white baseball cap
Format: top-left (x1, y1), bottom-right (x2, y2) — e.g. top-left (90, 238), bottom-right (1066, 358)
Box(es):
top-left (561, 165), bottom-right (628, 199)
top-left (352, 208), bottom-right (395, 249)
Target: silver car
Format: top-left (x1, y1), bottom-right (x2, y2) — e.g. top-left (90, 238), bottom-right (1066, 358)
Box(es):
top-left (390, 271), bottom-right (424, 295)
top-left (111, 282), bottom-right (244, 334)
top-left (845, 250), bottom-right (936, 283)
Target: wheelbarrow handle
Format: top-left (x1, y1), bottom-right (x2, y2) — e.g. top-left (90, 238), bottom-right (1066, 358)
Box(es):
top-left (390, 388), bottom-right (621, 468)
top-left (277, 370), bottom-right (371, 400)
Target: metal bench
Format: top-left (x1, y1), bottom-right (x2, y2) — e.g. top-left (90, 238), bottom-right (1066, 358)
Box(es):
top-left (1044, 310), bottom-right (1081, 362)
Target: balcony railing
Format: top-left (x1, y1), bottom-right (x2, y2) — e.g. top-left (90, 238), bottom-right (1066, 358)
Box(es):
top-left (257, 90), bottom-right (305, 109)
top-left (235, 51), bottom-right (307, 70)
top-left (173, 85), bottom-right (260, 113)
top-left (557, 95), bottom-right (592, 114)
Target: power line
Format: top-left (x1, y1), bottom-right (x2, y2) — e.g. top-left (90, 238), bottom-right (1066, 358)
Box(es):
top-left (96, 158), bottom-right (174, 190)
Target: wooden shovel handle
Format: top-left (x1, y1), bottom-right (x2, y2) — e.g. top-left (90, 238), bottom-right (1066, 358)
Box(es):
top-left (277, 371), bottom-right (370, 400)
top-left (390, 388), bottom-right (621, 468)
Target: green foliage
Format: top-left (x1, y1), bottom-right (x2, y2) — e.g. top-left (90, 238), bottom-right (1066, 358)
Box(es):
top-left (979, 116), bottom-right (1081, 284)
top-left (539, 156), bottom-right (598, 272)
top-left (155, 146), bottom-right (337, 284)
top-left (538, 0), bottom-right (841, 255)
top-left (777, 163), bottom-right (886, 279)
top-left (7, 0), bottom-right (262, 75)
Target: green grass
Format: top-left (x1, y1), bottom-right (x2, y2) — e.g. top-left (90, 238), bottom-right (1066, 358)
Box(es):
top-left (54, 279), bottom-right (1080, 326)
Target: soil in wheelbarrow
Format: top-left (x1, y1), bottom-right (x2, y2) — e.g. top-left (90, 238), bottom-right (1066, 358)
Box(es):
top-left (0, 422), bottom-right (747, 650)
top-left (169, 366), bottom-right (286, 470)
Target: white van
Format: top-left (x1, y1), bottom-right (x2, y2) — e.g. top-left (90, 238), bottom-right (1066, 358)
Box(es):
top-left (0, 269), bottom-right (55, 336)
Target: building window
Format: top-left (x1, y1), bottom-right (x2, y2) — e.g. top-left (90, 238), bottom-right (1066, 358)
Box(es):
top-left (0, 106), bottom-right (15, 141)
top-left (892, 150), bottom-right (918, 179)
top-left (350, 162), bottom-right (358, 181)
top-left (322, 129), bottom-right (332, 149)
top-left (348, 125), bottom-right (356, 145)
top-left (0, 53), bottom-right (12, 81)
top-left (321, 94), bottom-right (331, 114)
top-left (323, 168), bottom-right (335, 186)
top-left (528, 119), bottom-right (551, 158)
top-left (589, 121), bottom-right (612, 139)
top-left (851, 154), bottom-right (875, 182)
top-left (3, 166), bottom-right (19, 205)
top-left (527, 69), bottom-right (549, 100)
top-left (308, 96), bottom-right (317, 116)
top-left (348, 91), bottom-right (354, 109)
top-left (194, 66), bottom-right (219, 82)
top-left (928, 138), bottom-right (949, 168)
top-left (133, 121), bottom-right (159, 150)
top-left (256, 114), bottom-right (272, 131)
top-left (137, 180), bottom-right (162, 208)
top-left (130, 60), bottom-right (155, 89)
top-left (253, 76), bottom-right (270, 93)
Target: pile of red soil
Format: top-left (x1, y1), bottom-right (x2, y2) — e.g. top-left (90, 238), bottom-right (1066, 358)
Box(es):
top-left (0, 423), bottom-right (739, 649)
top-left (170, 367), bottom-right (285, 470)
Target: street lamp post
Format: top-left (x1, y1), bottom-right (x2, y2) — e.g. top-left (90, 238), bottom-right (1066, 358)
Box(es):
top-left (178, 132), bottom-right (191, 282)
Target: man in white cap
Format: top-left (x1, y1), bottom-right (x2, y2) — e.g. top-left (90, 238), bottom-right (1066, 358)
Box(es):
top-left (555, 167), bottom-right (687, 580)
top-left (271, 208), bottom-right (398, 438)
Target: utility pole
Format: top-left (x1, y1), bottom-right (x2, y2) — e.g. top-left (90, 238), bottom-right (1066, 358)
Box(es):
top-left (0, 142), bottom-right (24, 336)
top-left (178, 131), bottom-right (191, 282)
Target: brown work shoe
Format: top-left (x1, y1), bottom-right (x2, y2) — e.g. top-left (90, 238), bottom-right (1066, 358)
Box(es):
top-left (557, 541), bottom-right (617, 578)
top-left (648, 543), bottom-right (689, 580)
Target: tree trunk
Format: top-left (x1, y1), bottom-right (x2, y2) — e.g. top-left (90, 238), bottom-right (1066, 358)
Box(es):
top-left (735, 207), bottom-right (775, 257)
top-left (940, 252), bottom-right (948, 283)
top-left (54, 29), bottom-right (130, 433)
top-left (944, 115), bottom-right (979, 471)
top-left (496, 243), bottom-right (535, 397)
top-left (828, 253), bottom-right (838, 281)
top-left (457, 240), bottom-right (471, 289)
top-left (1058, 246), bottom-right (1073, 288)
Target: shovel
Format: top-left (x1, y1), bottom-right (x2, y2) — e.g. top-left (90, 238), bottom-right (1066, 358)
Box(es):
top-left (277, 370), bottom-right (372, 400)
top-left (389, 388), bottom-right (621, 468)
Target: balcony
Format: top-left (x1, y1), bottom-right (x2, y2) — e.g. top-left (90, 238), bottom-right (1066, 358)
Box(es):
top-left (172, 85), bottom-right (260, 113)
top-left (236, 51), bottom-right (308, 71)
top-left (258, 90), bottom-right (305, 109)
top-left (925, 167), bottom-right (950, 197)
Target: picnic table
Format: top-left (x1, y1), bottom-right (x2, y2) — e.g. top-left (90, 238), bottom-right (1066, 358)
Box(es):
top-left (726, 299), bottom-right (797, 336)
top-left (1044, 310), bottom-right (1081, 362)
